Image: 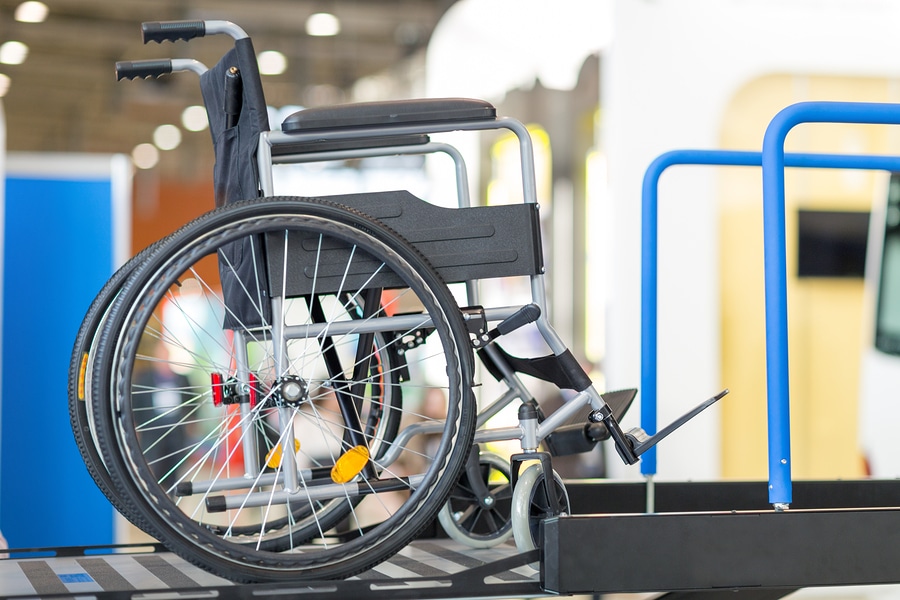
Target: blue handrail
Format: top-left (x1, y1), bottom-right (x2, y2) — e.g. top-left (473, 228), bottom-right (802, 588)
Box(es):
top-left (641, 115), bottom-right (900, 505)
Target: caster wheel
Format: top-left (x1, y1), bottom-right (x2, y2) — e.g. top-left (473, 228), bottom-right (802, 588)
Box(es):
top-left (438, 452), bottom-right (514, 548)
top-left (511, 463), bottom-right (569, 552)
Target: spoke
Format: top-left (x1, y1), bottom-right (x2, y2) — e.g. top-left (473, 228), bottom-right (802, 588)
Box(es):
top-left (108, 210), bottom-right (466, 572)
top-left (182, 402), bottom-right (274, 521)
top-left (214, 246), bottom-right (268, 331)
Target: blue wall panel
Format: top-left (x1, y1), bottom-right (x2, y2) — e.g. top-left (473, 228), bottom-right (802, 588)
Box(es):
top-left (1, 174), bottom-right (116, 548)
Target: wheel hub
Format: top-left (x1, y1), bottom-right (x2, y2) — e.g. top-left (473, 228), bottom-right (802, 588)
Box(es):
top-left (275, 375), bottom-right (309, 407)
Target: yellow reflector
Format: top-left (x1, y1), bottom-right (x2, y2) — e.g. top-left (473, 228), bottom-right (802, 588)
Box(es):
top-left (331, 445), bottom-right (369, 483)
top-left (265, 438), bottom-right (300, 469)
top-left (77, 352), bottom-right (89, 401)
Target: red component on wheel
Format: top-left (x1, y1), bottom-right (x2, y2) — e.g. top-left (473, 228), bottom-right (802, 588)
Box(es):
top-left (248, 372), bottom-right (258, 408)
top-left (211, 372), bottom-right (224, 407)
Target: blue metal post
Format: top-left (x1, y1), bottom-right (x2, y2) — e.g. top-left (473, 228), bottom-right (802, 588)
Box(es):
top-left (641, 150), bottom-right (762, 476)
top-left (761, 101), bottom-right (900, 506)
top-left (641, 135), bottom-right (900, 505)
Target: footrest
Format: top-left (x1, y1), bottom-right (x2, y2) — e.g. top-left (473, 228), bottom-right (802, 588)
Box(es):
top-left (629, 389), bottom-right (729, 458)
top-left (543, 423), bottom-right (596, 456)
top-left (543, 389), bottom-right (637, 456)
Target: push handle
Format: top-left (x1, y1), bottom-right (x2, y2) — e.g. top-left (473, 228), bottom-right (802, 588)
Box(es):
top-left (142, 20), bottom-right (206, 44)
top-left (116, 59), bottom-right (172, 80)
top-left (116, 58), bottom-right (207, 80)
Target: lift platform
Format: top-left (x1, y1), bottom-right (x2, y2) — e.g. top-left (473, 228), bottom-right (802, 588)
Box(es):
top-left (0, 538), bottom-right (542, 599)
top-left (3, 479), bottom-right (900, 599)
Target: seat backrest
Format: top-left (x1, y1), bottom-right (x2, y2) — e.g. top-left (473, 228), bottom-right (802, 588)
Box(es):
top-left (265, 190), bottom-right (544, 297)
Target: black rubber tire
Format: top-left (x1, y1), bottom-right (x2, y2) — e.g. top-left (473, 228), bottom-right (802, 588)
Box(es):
top-left (90, 196), bottom-right (475, 581)
top-left (80, 241), bottom-right (405, 552)
top-left (67, 240), bottom-right (166, 538)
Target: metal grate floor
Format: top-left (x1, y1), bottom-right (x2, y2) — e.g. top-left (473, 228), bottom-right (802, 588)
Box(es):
top-left (0, 539), bottom-right (541, 599)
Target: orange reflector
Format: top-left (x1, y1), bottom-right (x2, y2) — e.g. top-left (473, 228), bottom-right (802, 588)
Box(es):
top-left (331, 445), bottom-right (370, 483)
top-left (265, 438), bottom-right (300, 469)
top-left (77, 352), bottom-right (89, 401)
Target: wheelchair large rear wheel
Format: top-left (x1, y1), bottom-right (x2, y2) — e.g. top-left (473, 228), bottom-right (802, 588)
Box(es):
top-left (91, 197), bottom-right (476, 581)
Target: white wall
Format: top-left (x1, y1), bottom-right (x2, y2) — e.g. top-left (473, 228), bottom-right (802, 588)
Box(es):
top-left (426, 0), bottom-right (611, 100)
top-left (428, 0), bottom-right (900, 481)
top-left (603, 0), bottom-right (900, 480)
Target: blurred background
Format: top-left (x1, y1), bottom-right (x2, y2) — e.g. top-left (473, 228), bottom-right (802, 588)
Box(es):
top-left (2, 0), bottom-right (900, 573)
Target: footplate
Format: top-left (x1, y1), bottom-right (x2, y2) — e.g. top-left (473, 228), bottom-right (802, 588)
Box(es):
top-left (591, 389), bottom-right (729, 465)
top-left (543, 388), bottom-right (637, 456)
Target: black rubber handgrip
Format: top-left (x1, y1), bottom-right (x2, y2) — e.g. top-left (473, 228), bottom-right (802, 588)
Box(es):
top-left (497, 303), bottom-right (541, 336)
top-left (142, 20), bottom-right (206, 44)
top-left (116, 59), bottom-right (173, 80)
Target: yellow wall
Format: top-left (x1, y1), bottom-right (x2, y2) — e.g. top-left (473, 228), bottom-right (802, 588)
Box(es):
top-left (718, 74), bottom-right (900, 479)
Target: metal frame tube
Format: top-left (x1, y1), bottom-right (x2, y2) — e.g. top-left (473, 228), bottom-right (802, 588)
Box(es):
top-left (214, 474), bottom-right (426, 511)
top-left (231, 330), bottom-right (260, 478)
top-left (204, 20), bottom-right (249, 40)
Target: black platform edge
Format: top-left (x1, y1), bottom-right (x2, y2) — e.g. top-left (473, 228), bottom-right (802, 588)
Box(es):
top-left (564, 477), bottom-right (900, 513)
top-left (544, 507), bottom-right (900, 594)
top-left (544, 478), bottom-right (900, 596)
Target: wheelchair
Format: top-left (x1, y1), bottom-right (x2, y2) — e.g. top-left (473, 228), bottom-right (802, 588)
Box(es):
top-left (68, 19), bottom-right (725, 582)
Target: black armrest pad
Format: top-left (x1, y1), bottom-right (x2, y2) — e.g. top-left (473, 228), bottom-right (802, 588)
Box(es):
top-left (282, 98), bottom-right (496, 133)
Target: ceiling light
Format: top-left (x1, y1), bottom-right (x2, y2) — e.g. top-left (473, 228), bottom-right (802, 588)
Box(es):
top-left (153, 124), bottom-right (182, 151)
top-left (258, 50), bottom-right (287, 76)
top-left (306, 13), bottom-right (340, 37)
top-left (0, 41), bottom-right (28, 65)
top-left (0, 74), bottom-right (10, 97)
top-left (15, 1), bottom-right (48, 23)
top-left (132, 143), bottom-right (159, 169)
top-left (181, 105), bottom-right (209, 132)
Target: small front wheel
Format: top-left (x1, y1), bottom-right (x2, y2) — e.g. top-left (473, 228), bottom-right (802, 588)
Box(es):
top-left (438, 451), bottom-right (513, 548)
top-left (511, 463), bottom-right (569, 552)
